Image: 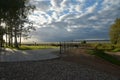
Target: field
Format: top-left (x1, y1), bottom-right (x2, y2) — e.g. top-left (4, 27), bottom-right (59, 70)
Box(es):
top-left (19, 45), bottom-right (59, 50)
top-left (5, 43), bottom-right (59, 50)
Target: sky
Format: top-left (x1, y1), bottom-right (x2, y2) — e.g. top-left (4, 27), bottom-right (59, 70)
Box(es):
top-left (23, 0), bottom-right (120, 42)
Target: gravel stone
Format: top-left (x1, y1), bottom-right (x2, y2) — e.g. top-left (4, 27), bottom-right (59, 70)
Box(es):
top-left (0, 60), bottom-right (119, 80)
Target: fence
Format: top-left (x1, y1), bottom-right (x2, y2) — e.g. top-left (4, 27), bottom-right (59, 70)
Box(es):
top-left (59, 41), bottom-right (91, 54)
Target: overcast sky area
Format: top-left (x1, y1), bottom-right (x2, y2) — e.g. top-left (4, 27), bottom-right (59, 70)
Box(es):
top-left (23, 0), bottom-right (120, 42)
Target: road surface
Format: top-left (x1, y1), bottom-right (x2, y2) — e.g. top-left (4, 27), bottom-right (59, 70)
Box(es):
top-left (0, 48), bottom-right (59, 62)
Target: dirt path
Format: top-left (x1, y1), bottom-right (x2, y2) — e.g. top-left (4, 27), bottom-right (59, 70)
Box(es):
top-left (61, 48), bottom-right (120, 77)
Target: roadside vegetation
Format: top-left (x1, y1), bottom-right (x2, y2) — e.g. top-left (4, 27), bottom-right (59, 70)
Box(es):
top-left (19, 45), bottom-right (59, 50)
top-left (6, 45), bottom-right (59, 50)
top-left (88, 43), bottom-right (120, 52)
top-left (79, 41), bottom-right (120, 66)
top-left (83, 40), bottom-right (120, 66)
top-left (87, 49), bottom-right (120, 66)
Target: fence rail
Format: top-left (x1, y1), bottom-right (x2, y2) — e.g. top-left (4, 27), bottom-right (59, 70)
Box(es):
top-left (59, 42), bottom-right (91, 54)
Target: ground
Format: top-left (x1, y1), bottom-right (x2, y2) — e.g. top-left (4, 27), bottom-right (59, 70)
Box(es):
top-left (0, 48), bottom-right (120, 80)
top-left (61, 48), bottom-right (120, 77)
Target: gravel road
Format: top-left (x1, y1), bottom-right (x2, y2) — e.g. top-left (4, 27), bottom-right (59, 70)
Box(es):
top-left (0, 59), bottom-right (119, 80)
top-left (0, 48), bottom-right (120, 80)
top-left (0, 48), bottom-right (59, 62)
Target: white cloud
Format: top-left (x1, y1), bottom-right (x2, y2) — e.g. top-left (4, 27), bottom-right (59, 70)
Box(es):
top-left (86, 2), bottom-right (98, 13)
top-left (66, 28), bottom-right (72, 32)
top-left (51, 0), bottom-right (62, 7)
top-left (25, 0), bottom-right (120, 42)
top-left (75, 5), bottom-right (83, 12)
top-left (51, 12), bottom-right (59, 20)
top-left (60, 0), bottom-right (67, 8)
top-left (88, 16), bottom-right (97, 20)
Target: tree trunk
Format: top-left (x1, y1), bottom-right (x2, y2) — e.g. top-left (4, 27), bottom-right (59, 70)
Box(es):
top-left (8, 33), bottom-right (10, 46)
top-left (10, 29), bottom-right (13, 47)
top-left (14, 26), bottom-right (19, 48)
top-left (19, 32), bottom-right (22, 46)
top-left (19, 25), bottom-right (22, 46)
top-left (5, 33), bottom-right (7, 47)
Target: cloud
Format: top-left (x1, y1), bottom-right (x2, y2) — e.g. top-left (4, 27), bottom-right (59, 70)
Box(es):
top-left (25, 0), bottom-right (120, 42)
top-left (86, 2), bottom-right (98, 13)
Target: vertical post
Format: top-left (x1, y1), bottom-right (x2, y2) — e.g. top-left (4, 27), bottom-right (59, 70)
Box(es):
top-left (63, 41), bottom-right (65, 53)
top-left (59, 42), bottom-right (62, 54)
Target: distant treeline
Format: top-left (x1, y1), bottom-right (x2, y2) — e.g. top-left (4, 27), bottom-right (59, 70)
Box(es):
top-left (21, 40), bottom-right (110, 46)
top-left (21, 43), bottom-right (60, 46)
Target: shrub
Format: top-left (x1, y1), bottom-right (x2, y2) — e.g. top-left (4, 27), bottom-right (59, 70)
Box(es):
top-left (81, 40), bottom-right (86, 44)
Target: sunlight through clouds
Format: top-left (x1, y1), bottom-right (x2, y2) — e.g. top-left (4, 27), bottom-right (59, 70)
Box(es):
top-left (26, 0), bottom-right (120, 42)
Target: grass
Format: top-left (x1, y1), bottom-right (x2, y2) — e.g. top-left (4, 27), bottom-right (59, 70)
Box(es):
top-left (87, 43), bottom-right (120, 52)
top-left (88, 49), bottom-right (120, 66)
top-left (5, 45), bottom-right (59, 50)
top-left (19, 45), bottom-right (59, 50)
top-left (112, 48), bottom-right (120, 52)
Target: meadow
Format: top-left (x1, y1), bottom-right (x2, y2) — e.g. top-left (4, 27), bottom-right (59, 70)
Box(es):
top-left (19, 45), bottom-right (59, 50)
top-left (4, 42), bottom-right (59, 50)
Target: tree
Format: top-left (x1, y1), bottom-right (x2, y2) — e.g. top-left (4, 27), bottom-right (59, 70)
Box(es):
top-left (110, 18), bottom-right (120, 44)
top-left (0, 0), bottom-right (35, 48)
top-left (0, 26), bottom-right (5, 47)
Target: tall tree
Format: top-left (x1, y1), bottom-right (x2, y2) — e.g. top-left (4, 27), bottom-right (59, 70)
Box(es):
top-left (110, 18), bottom-right (120, 44)
top-left (0, 0), bottom-right (35, 48)
top-left (0, 26), bottom-right (5, 47)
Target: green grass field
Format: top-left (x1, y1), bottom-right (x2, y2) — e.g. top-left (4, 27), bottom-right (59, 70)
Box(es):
top-left (18, 45), bottom-right (59, 50)
top-left (5, 45), bottom-right (59, 50)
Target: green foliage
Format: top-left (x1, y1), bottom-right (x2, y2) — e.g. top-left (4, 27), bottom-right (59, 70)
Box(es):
top-left (94, 43), bottom-right (102, 49)
top-left (81, 40), bottom-right (86, 44)
top-left (89, 43), bottom-right (114, 50)
top-left (109, 18), bottom-right (120, 44)
top-left (83, 43), bottom-right (120, 52)
top-left (115, 44), bottom-right (120, 48)
top-left (109, 44), bottom-right (120, 52)
top-left (88, 49), bottom-right (120, 66)
top-left (0, 0), bottom-right (35, 48)
top-left (112, 48), bottom-right (120, 52)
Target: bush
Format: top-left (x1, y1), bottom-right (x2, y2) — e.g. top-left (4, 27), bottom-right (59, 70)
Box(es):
top-left (81, 40), bottom-right (86, 44)
top-left (115, 44), bottom-right (120, 48)
top-left (94, 43), bottom-right (102, 50)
